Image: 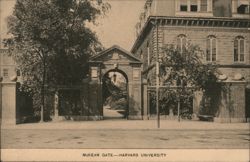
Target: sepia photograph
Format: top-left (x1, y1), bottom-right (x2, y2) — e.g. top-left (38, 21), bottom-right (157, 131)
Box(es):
top-left (0, 0), bottom-right (250, 161)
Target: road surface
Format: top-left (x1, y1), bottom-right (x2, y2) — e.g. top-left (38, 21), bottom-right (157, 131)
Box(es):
top-left (1, 128), bottom-right (249, 149)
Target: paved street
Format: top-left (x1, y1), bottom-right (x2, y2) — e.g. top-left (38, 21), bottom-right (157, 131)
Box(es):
top-left (1, 120), bottom-right (249, 149)
top-left (1, 129), bottom-right (249, 149)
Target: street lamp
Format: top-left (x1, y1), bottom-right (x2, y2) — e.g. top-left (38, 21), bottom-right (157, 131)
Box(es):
top-left (155, 18), bottom-right (160, 128)
top-left (150, 16), bottom-right (160, 128)
top-left (153, 0), bottom-right (160, 128)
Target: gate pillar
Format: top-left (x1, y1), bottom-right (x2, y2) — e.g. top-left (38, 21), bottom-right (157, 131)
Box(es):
top-left (214, 82), bottom-right (247, 123)
top-left (1, 82), bottom-right (16, 126)
top-left (127, 66), bottom-right (143, 120)
top-left (88, 65), bottom-right (103, 120)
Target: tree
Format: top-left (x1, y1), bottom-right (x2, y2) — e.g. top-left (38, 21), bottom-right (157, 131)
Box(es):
top-left (102, 74), bottom-right (127, 111)
top-left (4, 0), bottom-right (110, 121)
top-left (149, 43), bottom-right (218, 121)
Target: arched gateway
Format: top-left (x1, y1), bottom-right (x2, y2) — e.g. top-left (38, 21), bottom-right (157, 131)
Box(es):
top-left (87, 45), bottom-right (144, 120)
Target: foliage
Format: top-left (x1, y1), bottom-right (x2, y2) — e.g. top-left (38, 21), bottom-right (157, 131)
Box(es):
top-left (102, 73), bottom-right (127, 110)
top-left (148, 44), bottom-right (218, 117)
top-left (160, 44), bottom-right (218, 90)
top-left (58, 89), bottom-right (81, 117)
top-left (3, 0), bottom-right (110, 120)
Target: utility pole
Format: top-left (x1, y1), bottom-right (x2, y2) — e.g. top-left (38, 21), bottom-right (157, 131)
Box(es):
top-left (156, 18), bottom-right (160, 128)
top-left (153, 0), bottom-right (160, 128)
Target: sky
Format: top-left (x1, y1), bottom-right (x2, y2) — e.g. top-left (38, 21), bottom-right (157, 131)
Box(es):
top-left (94, 0), bottom-right (145, 50)
top-left (0, 0), bottom-right (145, 50)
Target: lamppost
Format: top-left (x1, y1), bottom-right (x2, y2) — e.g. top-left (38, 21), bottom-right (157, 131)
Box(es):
top-left (155, 17), bottom-right (160, 128)
top-left (153, 0), bottom-right (160, 128)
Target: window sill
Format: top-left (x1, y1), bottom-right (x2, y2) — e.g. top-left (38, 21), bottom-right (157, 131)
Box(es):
top-left (232, 62), bottom-right (246, 65)
top-left (232, 14), bottom-right (250, 19)
top-left (204, 61), bottom-right (218, 65)
top-left (175, 12), bottom-right (213, 17)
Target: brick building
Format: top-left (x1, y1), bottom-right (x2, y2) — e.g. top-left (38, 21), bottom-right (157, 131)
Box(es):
top-left (131, 0), bottom-right (250, 122)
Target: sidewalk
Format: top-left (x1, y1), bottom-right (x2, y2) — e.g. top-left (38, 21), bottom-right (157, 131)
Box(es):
top-left (2, 119), bottom-right (250, 130)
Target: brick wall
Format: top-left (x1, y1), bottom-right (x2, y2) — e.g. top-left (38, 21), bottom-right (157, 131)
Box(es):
top-left (161, 26), bottom-right (250, 65)
top-left (160, 26), bottom-right (250, 83)
top-left (134, 29), bottom-right (154, 73)
top-left (136, 25), bottom-right (250, 83)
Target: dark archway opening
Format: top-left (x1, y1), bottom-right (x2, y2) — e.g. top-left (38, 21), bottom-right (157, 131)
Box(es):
top-left (102, 69), bottom-right (128, 119)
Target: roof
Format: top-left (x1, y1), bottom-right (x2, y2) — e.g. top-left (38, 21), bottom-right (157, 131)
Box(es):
top-left (90, 45), bottom-right (142, 63)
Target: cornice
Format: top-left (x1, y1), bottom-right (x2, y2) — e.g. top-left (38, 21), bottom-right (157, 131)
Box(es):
top-left (131, 16), bottom-right (250, 53)
top-left (154, 16), bottom-right (250, 28)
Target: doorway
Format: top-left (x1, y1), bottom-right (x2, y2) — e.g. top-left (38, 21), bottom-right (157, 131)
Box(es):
top-left (102, 69), bottom-right (128, 119)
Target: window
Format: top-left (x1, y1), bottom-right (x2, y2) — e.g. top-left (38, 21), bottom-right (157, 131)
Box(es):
top-left (180, 0), bottom-right (188, 11)
top-left (147, 41), bottom-right (150, 65)
top-left (213, 0), bottom-right (232, 17)
top-left (3, 69), bottom-right (8, 77)
top-left (206, 36), bottom-right (216, 62)
top-left (200, 0), bottom-right (208, 12)
top-left (190, 0), bottom-right (198, 12)
top-left (177, 34), bottom-right (187, 53)
top-left (140, 50), bottom-right (143, 60)
top-left (237, 4), bottom-right (249, 14)
top-left (234, 36), bottom-right (244, 62)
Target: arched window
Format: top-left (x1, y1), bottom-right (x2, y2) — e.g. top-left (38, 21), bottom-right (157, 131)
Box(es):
top-left (140, 49), bottom-right (143, 60)
top-left (206, 35), bottom-right (216, 62)
top-left (146, 41), bottom-right (150, 65)
top-left (234, 36), bottom-right (244, 62)
top-left (177, 34), bottom-right (187, 53)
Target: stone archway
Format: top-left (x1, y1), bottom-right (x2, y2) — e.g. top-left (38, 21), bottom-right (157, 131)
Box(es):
top-left (88, 45), bottom-right (143, 120)
top-left (102, 69), bottom-right (128, 119)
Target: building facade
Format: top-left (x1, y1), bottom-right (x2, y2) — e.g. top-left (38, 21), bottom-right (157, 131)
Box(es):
top-left (131, 0), bottom-right (250, 122)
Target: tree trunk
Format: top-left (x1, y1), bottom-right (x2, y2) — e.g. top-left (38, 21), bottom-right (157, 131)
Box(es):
top-left (40, 58), bottom-right (46, 122)
top-left (178, 100), bottom-right (180, 122)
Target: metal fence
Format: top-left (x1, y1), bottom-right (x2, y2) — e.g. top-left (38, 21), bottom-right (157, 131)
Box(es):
top-left (147, 87), bottom-right (193, 120)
